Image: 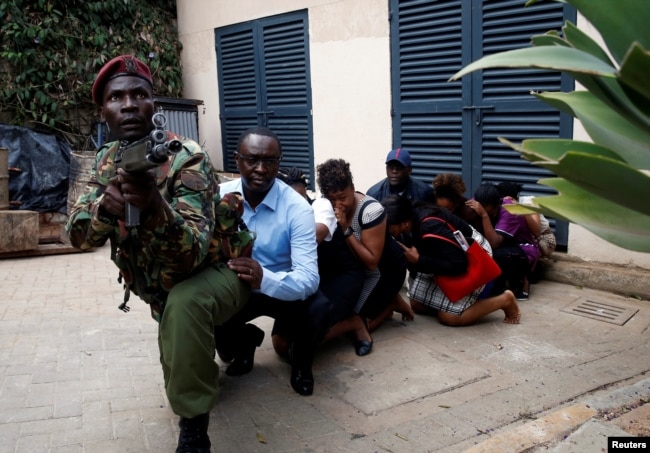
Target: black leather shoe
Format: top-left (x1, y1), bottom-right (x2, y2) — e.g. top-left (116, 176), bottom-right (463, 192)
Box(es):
top-left (176, 413), bottom-right (210, 453)
top-left (290, 366), bottom-right (314, 396)
top-left (355, 339), bottom-right (373, 356)
top-left (225, 324), bottom-right (265, 376)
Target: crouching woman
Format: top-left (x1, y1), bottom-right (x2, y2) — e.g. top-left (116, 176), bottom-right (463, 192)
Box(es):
top-left (382, 195), bottom-right (521, 326)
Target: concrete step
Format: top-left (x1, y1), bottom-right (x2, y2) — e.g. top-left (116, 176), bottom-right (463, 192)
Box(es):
top-left (540, 253), bottom-right (650, 301)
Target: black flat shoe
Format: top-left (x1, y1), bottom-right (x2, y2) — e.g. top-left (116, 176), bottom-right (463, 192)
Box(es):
top-left (290, 366), bottom-right (314, 396)
top-left (355, 339), bottom-right (373, 356)
top-left (354, 317), bottom-right (373, 356)
top-left (226, 324), bottom-right (265, 376)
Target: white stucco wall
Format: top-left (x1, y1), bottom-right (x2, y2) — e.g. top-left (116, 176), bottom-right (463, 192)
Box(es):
top-left (308, 0), bottom-right (392, 194)
top-left (176, 1), bottom-right (650, 270)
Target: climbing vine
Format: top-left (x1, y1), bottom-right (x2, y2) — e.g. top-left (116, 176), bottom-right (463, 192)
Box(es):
top-left (0, 0), bottom-right (183, 149)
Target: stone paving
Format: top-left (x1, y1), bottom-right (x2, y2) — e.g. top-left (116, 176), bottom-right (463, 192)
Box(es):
top-left (1, 247), bottom-right (649, 452)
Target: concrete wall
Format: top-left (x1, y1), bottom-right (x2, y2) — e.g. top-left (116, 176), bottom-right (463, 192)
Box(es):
top-left (176, 1), bottom-right (650, 271)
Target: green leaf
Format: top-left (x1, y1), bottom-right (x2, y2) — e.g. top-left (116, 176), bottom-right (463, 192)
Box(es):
top-left (564, 71), bottom-right (650, 132)
top-left (531, 30), bottom-right (570, 48)
top-left (535, 178), bottom-right (650, 252)
top-left (451, 24), bottom-right (650, 132)
top-left (561, 0), bottom-right (650, 64)
top-left (618, 43), bottom-right (650, 103)
top-left (562, 20), bottom-right (614, 65)
top-left (503, 203), bottom-right (538, 216)
top-left (504, 138), bottom-right (650, 216)
top-left (450, 46), bottom-right (616, 81)
top-left (499, 138), bottom-right (625, 163)
top-left (536, 91), bottom-right (650, 169)
top-left (551, 152), bottom-right (650, 216)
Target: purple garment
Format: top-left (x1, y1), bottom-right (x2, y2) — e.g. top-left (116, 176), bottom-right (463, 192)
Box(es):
top-left (494, 198), bottom-right (541, 264)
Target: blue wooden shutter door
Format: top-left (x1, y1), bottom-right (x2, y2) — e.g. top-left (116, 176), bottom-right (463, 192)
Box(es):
top-left (215, 11), bottom-right (313, 182)
top-left (390, 0), bottom-right (467, 178)
top-left (262, 13), bottom-right (314, 177)
top-left (390, 0), bottom-right (575, 246)
top-left (216, 24), bottom-right (258, 172)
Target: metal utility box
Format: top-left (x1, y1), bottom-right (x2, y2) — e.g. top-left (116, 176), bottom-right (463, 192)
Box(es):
top-left (154, 97), bottom-right (204, 143)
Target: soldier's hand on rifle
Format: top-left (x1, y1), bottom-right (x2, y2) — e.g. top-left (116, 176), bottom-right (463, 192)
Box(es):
top-left (118, 167), bottom-right (162, 214)
top-left (101, 174), bottom-right (127, 220)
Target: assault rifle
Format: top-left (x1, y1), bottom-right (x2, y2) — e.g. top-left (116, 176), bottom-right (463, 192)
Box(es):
top-left (114, 112), bottom-right (182, 227)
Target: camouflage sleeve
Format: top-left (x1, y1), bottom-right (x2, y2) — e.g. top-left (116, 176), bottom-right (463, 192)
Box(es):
top-left (64, 143), bottom-right (119, 251)
top-left (136, 138), bottom-right (217, 273)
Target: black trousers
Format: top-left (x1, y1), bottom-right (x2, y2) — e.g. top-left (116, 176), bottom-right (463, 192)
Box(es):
top-left (492, 244), bottom-right (530, 294)
top-left (216, 290), bottom-right (332, 368)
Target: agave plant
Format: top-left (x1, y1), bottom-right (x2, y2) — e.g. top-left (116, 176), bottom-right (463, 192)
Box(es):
top-left (450, 0), bottom-right (650, 252)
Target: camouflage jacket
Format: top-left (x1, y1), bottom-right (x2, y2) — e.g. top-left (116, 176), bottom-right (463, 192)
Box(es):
top-left (64, 132), bottom-right (218, 321)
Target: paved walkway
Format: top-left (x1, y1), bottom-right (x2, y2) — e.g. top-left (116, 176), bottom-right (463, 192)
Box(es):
top-left (1, 247), bottom-right (649, 452)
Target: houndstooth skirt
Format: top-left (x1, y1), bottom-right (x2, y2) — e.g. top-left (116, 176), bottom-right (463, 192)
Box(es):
top-left (408, 227), bottom-right (492, 315)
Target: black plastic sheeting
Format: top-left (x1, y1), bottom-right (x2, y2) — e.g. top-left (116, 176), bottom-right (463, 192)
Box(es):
top-left (0, 123), bottom-right (72, 213)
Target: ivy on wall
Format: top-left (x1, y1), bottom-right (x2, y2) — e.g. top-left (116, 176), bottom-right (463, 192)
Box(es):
top-left (0, 0), bottom-right (183, 149)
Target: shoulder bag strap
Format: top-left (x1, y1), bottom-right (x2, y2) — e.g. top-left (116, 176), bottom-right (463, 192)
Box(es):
top-left (421, 215), bottom-right (456, 232)
top-left (421, 233), bottom-right (462, 248)
top-left (420, 216), bottom-right (462, 249)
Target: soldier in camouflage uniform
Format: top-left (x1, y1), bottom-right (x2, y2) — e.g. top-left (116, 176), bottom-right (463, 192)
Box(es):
top-left (65, 55), bottom-right (249, 453)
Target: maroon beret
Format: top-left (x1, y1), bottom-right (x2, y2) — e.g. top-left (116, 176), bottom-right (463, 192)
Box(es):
top-left (91, 55), bottom-right (153, 105)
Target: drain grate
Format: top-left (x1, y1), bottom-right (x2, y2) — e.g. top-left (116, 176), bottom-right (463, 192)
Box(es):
top-left (560, 299), bottom-right (639, 326)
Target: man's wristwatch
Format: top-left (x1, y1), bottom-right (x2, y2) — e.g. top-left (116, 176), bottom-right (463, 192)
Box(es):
top-left (343, 226), bottom-right (354, 238)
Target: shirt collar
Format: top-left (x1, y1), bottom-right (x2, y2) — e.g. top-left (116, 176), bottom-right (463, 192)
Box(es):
top-left (241, 178), bottom-right (280, 212)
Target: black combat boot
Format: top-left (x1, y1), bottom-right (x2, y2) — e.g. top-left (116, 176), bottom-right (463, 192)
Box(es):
top-left (176, 413), bottom-right (211, 453)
